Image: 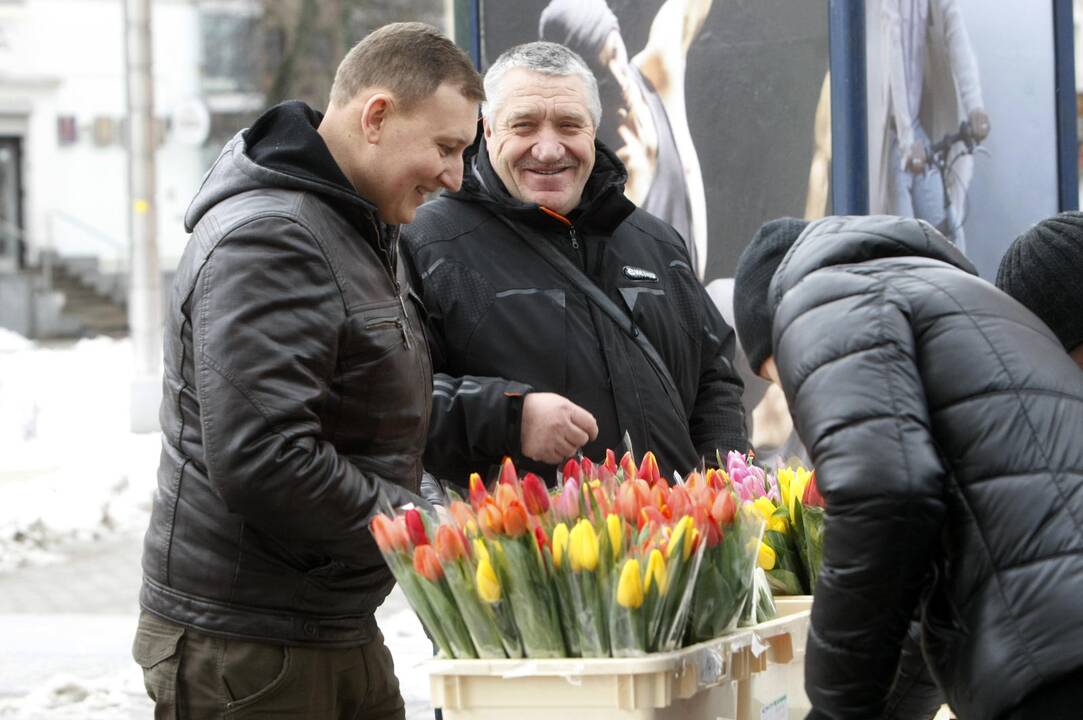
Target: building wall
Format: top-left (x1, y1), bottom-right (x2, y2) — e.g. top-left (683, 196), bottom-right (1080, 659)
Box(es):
top-left (0, 0), bottom-right (205, 272)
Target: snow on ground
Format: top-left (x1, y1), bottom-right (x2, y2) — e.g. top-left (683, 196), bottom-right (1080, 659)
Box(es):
top-left (0, 331), bottom-right (436, 719)
top-left (0, 333), bottom-right (160, 572)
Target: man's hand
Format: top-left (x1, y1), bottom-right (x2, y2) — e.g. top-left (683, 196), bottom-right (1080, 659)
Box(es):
top-left (968, 108), bottom-right (990, 142)
top-left (520, 392), bottom-right (599, 465)
top-left (904, 142), bottom-right (926, 174)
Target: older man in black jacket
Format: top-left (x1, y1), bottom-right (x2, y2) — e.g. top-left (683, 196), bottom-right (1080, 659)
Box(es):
top-left (733, 215), bottom-right (1083, 719)
top-left (132, 24), bottom-right (482, 719)
top-left (403, 41), bottom-right (746, 486)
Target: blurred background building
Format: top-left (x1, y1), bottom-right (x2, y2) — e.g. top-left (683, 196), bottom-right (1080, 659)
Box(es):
top-left (0, 0), bottom-right (449, 340)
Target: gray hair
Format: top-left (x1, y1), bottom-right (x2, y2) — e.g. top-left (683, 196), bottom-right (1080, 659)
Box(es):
top-left (482, 41), bottom-right (601, 127)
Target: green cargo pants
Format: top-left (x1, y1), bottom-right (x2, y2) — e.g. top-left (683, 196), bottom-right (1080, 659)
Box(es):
top-left (132, 610), bottom-right (406, 720)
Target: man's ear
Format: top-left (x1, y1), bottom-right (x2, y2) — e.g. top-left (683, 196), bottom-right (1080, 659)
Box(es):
top-left (360, 92), bottom-right (394, 143)
top-left (482, 116), bottom-right (493, 140)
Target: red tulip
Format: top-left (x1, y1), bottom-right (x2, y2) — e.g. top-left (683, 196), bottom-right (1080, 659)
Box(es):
top-left (693, 506), bottom-right (722, 548)
top-left (711, 489), bottom-right (737, 526)
top-left (522, 472), bottom-right (550, 515)
top-left (499, 456), bottom-right (518, 487)
top-left (580, 456), bottom-right (594, 481)
top-left (503, 500), bottom-right (529, 538)
top-left (468, 472), bottom-right (489, 511)
top-left (562, 458), bottom-right (581, 485)
top-left (435, 525), bottom-right (467, 563)
top-left (534, 525), bottom-right (550, 552)
top-left (705, 467), bottom-right (724, 490)
top-left (478, 501), bottom-right (504, 537)
top-left (404, 508), bottom-right (428, 547)
top-left (803, 470), bottom-right (825, 508)
top-left (413, 544), bottom-right (444, 582)
top-left (638, 451), bottom-right (661, 486)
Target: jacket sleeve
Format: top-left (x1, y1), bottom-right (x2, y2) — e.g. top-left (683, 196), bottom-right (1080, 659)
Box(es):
top-left (883, 0), bottom-right (916, 152)
top-left (689, 283), bottom-right (748, 459)
top-left (939, 0), bottom-right (984, 112)
top-left (775, 278), bottom-right (947, 718)
top-left (191, 217), bottom-right (421, 566)
top-left (402, 241), bottom-right (533, 481)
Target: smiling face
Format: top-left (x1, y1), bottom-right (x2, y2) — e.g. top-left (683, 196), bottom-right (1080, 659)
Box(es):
top-left (484, 68), bottom-right (596, 214)
top-left (331, 81), bottom-right (479, 225)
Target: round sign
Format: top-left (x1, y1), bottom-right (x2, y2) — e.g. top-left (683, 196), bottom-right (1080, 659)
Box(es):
top-left (172, 97), bottom-right (211, 147)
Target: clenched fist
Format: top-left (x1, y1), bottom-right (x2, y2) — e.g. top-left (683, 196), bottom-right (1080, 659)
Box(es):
top-left (520, 392), bottom-right (599, 465)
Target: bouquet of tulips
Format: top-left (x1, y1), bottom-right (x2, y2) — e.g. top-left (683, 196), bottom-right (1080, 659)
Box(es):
top-left (726, 451), bottom-right (824, 596)
top-left (368, 449), bottom-right (775, 659)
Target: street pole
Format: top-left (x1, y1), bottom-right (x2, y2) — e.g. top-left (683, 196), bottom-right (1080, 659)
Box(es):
top-left (123, 0), bottom-right (163, 433)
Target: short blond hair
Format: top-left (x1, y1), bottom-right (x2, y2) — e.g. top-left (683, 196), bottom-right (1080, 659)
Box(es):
top-left (329, 22), bottom-right (484, 111)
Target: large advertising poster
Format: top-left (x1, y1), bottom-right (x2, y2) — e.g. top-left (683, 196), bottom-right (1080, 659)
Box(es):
top-left (866, 0), bottom-right (1060, 279)
top-left (479, 0), bottom-right (830, 283)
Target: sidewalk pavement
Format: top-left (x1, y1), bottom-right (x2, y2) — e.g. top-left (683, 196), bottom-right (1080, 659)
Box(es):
top-left (0, 530), bottom-right (436, 719)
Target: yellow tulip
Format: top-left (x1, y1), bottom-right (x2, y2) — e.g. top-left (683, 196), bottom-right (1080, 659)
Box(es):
top-left (476, 557), bottom-right (502, 602)
top-left (757, 541), bottom-right (776, 571)
top-left (551, 522), bottom-right (569, 570)
top-left (606, 514), bottom-right (623, 560)
top-left (569, 519), bottom-right (599, 572)
top-left (616, 559), bottom-right (644, 609)
top-left (473, 538), bottom-right (490, 565)
top-left (777, 467), bottom-right (795, 521)
top-left (645, 548), bottom-right (667, 595)
top-left (792, 468), bottom-right (812, 516)
top-left (667, 515), bottom-right (694, 559)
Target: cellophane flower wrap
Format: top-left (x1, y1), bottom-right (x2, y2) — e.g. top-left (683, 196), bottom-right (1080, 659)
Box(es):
top-left (370, 449), bottom-right (808, 659)
top-left (727, 451), bottom-right (807, 596)
top-left (686, 468), bottom-right (765, 642)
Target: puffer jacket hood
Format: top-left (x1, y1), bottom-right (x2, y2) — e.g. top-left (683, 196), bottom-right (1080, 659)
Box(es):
top-left (769, 214), bottom-right (977, 313)
top-left (184, 101), bottom-right (375, 233)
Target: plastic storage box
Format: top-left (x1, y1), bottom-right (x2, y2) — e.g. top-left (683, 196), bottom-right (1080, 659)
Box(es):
top-left (741, 596), bottom-right (812, 720)
top-left (426, 601), bottom-right (811, 720)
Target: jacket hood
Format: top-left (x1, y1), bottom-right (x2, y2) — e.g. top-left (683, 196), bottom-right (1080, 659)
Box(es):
top-left (769, 214), bottom-right (979, 313)
top-left (447, 122), bottom-right (634, 232)
top-left (184, 101), bottom-right (376, 232)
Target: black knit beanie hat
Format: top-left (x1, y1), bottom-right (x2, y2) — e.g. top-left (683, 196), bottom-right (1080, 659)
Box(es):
top-left (996, 211), bottom-right (1083, 352)
top-left (733, 218), bottom-right (809, 375)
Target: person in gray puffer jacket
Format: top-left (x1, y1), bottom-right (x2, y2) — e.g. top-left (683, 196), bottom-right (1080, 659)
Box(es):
top-left (733, 215), bottom-right (1083, 719)
top-left (132, 23), bottom-right (482, 719)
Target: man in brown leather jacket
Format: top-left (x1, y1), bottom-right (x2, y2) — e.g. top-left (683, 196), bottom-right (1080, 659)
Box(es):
top-left (131, 23), bottom-right (482, 719)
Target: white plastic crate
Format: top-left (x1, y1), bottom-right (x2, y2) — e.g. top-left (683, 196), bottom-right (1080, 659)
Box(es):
top-left (741, 596), bottom-right (812, 720)
top-left (425, 605), bottom-right (810, 720)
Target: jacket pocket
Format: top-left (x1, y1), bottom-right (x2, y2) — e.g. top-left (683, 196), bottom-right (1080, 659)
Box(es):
top-left (341, 301), bottom-right (409, 369)
top-left (132, 611), bottom-right (185, 718)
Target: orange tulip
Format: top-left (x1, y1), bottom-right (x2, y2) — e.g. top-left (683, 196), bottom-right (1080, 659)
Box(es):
top-left (370, 513), bottom-right (407, 554)
top-left (478, 501), bottom-right (504, 537)
top-left (637, 451), bottom-right (661, 486)
top-left (669, 485), bottom-right (692, 519)
top-left (604, 448), bottom-right (618, 475)
top-left (617, 482), bottom-right (640, 523)
top-left (711, 489), bottom-right (737, 526)
top-left (620, 452), bottom-right (638, 483)
top-left (503, 500), bottom-right (528, 538)
top-left (413, 544), bottom-right (443, 582)
top-left (448, 501), bottom-right (477, 536)
top-left (522, 472), bottom-right (550, 515)
top-left (435, 524), bottom-right (467, 563)
top-left (494, 483), bottom-right (518, 512)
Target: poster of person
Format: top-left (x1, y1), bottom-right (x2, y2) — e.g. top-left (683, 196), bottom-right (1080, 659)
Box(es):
top-left (866, 0), bottom-right (1060, 278)
top-left (479, 0), bottom-right (830, 282)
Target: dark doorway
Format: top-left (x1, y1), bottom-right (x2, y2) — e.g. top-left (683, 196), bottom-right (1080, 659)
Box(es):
top-left (0, 136), bottom-right (24, 270)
